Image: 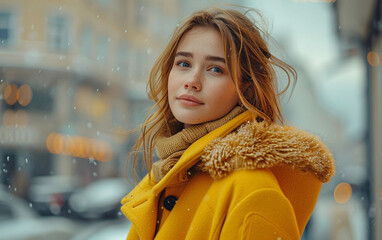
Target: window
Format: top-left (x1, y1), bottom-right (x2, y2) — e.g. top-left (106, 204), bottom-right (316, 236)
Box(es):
top-left (134, 0), bottom-right (147, 27)
top-left (48, 15), bottom-right (69, 52)
top-left (95, 0), bottom-right (111, 9)
top-left (0, 202), bottom-right (14, 221)
top-left (116, 43), bottom-right (128, 74)
top-left (26, 87), bottom-right (54, 113)
top-left (0, 12), bottom-right (12, 47)
top-left (135, 51), bottom-right (147, 80)
top-left (96, 35), bottom-right (109, 64)
top-left (80, 25), bottom-right (92, 58)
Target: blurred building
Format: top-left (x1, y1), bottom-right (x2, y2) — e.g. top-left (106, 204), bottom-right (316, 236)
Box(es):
top-left (0, 0), bottom-right (184, 194)
top-left (278, 26), bottom-right (351, 240)
top-left (335, 0), bottom-right (381, 239)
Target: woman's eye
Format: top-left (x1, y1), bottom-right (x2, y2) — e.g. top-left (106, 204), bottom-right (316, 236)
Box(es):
top-left (210, 66), bottom-right (223, 73)
top-left (177, 61), bottom-right (190, 68)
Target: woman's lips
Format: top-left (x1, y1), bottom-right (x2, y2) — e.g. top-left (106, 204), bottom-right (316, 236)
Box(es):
top-left (177, 94), bottom-right (204, 106)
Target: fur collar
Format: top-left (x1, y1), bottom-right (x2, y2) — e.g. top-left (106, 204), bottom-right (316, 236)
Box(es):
top-left (197, 121), bottom-right (336, 183)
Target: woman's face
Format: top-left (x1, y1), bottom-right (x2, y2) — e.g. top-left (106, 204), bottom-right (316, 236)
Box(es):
top-left (168, 26), bottom-right (239, 127)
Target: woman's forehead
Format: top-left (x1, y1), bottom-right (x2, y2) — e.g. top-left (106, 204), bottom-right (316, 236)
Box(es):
top-left (176, 26), bottom-right (225, 57)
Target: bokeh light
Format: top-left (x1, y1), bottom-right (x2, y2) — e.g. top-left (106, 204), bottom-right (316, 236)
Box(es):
top-left (367, 51), bottom-right (380, 67)
top-left (4, 84), bottom-right (18, 105)
top-left (334, 182), bottom-right (352, 204)
top-left (46, 132), bottom-right (113, 162)
top-left (90, 95), bottom-right (107, 118)
top-left (17, 84), bottom-right (33, 106)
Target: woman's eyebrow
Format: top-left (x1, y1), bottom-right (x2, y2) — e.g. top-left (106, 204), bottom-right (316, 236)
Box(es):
top-left (175, 51), bottom-right (225, 64)
top-left (206, 56), bottom-right (225, 64)
top-left (175, 51), bottom-right (192, 58)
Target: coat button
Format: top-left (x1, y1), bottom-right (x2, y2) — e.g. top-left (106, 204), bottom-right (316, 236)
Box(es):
top-left (163, 195), bottom-right (178, 211)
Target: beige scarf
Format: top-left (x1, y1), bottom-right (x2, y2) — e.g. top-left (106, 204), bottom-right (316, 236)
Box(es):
top-left (152, 106), bottom-right (246, 182)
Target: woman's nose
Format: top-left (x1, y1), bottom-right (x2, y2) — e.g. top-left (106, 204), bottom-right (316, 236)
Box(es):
top-left (184, 71), bottom-right (202, 91)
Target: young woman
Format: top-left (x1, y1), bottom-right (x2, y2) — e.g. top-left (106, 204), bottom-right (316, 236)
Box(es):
top-left (121, 7), bottom-right (335, 240)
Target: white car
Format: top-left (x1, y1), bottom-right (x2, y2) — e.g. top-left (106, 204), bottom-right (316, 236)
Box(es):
top-left (70, 219), bottom-right (131, 240)
top-left (0, 188), bottom-right (76, 240)
top-left (28, 175), bottom-right (79, 216)
top-left (68, 178), bottom-right (132, 219)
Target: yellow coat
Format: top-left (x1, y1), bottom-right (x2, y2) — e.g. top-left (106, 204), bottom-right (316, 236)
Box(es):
top-left (121, 111), bottom-right (335, 240)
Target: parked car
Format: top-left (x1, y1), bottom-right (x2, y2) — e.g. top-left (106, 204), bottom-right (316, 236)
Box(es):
top-left (28, 175), bottom-right (79, 216)
top-left (70, 219), bottom-right (131, 240)
top-left (0, 187), bottom-right (76, 240)
top-left (68, 178), bottom-right (132, 219)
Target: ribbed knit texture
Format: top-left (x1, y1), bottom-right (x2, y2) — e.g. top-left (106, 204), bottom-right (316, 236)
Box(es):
top-left (152, 106), bottom-right (246, 182)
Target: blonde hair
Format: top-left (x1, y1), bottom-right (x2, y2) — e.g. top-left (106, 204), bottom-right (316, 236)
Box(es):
top-left (129, 7), bottom-right (297, 182)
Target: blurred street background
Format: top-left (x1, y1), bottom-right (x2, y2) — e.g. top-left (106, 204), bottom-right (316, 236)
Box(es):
top-left (0, 0), bottom-right (381, 239)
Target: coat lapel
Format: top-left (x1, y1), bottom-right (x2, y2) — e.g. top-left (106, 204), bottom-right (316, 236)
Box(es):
top-left (121, 176), bottom-right (158, 240)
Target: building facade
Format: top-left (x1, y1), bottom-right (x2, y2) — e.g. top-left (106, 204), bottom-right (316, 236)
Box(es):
top-left (0, 0), bottom-right (184, 195)
top-left (335, 0), bottom-right (381, 239)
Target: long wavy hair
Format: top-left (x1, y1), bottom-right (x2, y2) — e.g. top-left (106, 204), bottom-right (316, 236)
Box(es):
top-left (129, 7), bottom-right (297, 182)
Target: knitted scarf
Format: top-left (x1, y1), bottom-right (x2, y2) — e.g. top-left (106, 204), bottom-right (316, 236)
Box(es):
top-left (152, 106), bottom-right (246, 182)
